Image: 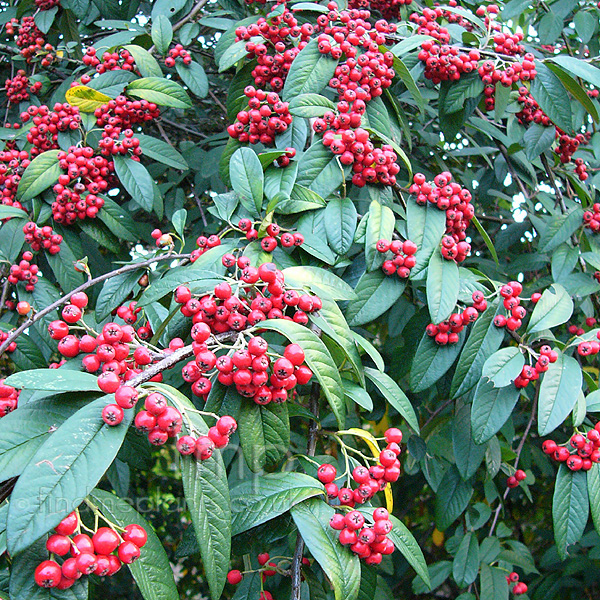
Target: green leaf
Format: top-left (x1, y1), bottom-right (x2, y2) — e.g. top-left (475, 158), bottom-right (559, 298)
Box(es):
top-left (324, 196), bottom-right (357, 254)
top-left (126, 77), bottom-right (192, 108)
top-left (231, 473), bottom-right (324, 536)
top-left (46, 240), bottom-right (85, 292)
top-left (0, 217), bottom-right (26, 262)
top-left (34, 6), bottom-right (58, 33)
top-left (479, 564), bottom-right (508, 600)
top-left (96, 268), bottom-right (143, 321)
top-left (342, 379), bottom-right (372, 411)
top-left (471, 215), bottom-right (499, 266)
top-left (390, 34), bottom-right (434, 56)
top-left (257, 319), bottom-right (346, 428)
top-left (291, 498), bottom-right (361, 600)
top-left (453, 402), bottom-right (487, 481)
top-left (154, 384), bottom-right (231, 600)
top-left (526, 283), bottom-right (573, 334)
top-left (553, 465), bottom-right (589, 560)
top-left (176, 61), bottom-right (209, 98)
top-left (443, 75), bottom-right (484, 114)
top-left (410, 331), bottom-right (465, 393)
top-left (296, 141), bottom-right (345, 199)
top-left (17, 150), bottom-right (61, 202)
top-left (530, 62), bottom-right (572, 133)
top-left (538, 353), bottom-right (582, 436)
top-left (5, 369), bottom-right (100, 392)
top-left (9, 536), bottom-right (88, 599)
top-left (282, 36), bottom-right (339, 101)
top-left (538, 208), bottom-right (584, 253)
top-left (0, 394), bottom-right (89, 480)
top-left (387, 515), bottom-right (430, 588)
top-left (587, 463), bottom-right (600, 537)
top-left (345, 270), bottom-right (406, 326)
top-left (123, 45), bottom-right (163, 78)
top-left (364, 367), bottom-right (419, 432)
top-left (406, 199), bottom-right (447, 276)
top-left (113, 155), bottom-right (155, 212)
top-left (523, 123), bottom-right (556, 160)
top-left (574, 11), bottom-right (597, 43)
top-left (87, 69), bottom-right (138, 97)
top-left (137, 134), bottom-right (188, 169)
top-left (264, 162), bottom-right (298, 201)
top-left (270, 185), bottom-right (326, 214)
top-left (435, 465), bottom-right (473, 531)
top-left (365, 200), bottom-right (395, 271)
top-left (550, 55), bottom-right (600, 89)
top-left (393, 57), bottom-right (424, 114)
top-left (7, 396), bottom-right (132, 555)
top-left (311, 296), bottom-right (364, 385)
top-left (230, 147), bottom-right (264, 216)
top-left (151, 14), bottom-right (173, 55)
top-left (481, 347), bottom-right (525, 388)
top-left (546, 62), bottom-right (599, 123)
top-left (453, 532), bottom-right (480, 587)
top-left (282, 266), bottom-right (357, 301)
top-left (450, 298), bottom-right (505, 398)
top-left (538, 11), bottom-right (564, 44)
top-left (426, 251), bottom-right (459, 323)
top-left (98, 197), bottom-right (139, 242)
top-left (471, 379), bottom-right (520, 444)
top-left (89, 489), bottom-right (179, 600)
top-left (237, 401), bottom-right (290, 472)
top-left (0, 205), bottom-right (28, 219)
top-left (289, 93), bottom-right (336, 117)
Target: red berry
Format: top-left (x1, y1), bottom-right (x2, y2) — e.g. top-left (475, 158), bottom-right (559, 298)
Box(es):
top-left (317, 463), bottom-right (337, 484)
top-left (227, 569), bottom-right (243, 585)
top-left (123, 524), bottom-right (147, 548)
top-left (118, 541), bottom-right (141, 564)
top-left (35, 560), bottom-right (62, 588)
top-left (92, 527), bottom-right (120, 555)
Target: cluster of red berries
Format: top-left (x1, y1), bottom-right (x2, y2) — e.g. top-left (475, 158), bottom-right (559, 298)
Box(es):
top-left (348, 0), bottom-right (411, 21)
top-left (165, 44), bottom-right (192, 67)
top-left (568, 316), bottom-right (597, 337)
top-left (5, 70), bottom-right (42, 104)
top-left (318, 428), bottom-right (402, 508)
top-left (238, 218), bottom-right (304, 251)
top-left (227, 552), bottom-right (290, 592)
top-left (376, 238), bottom-right (417, 278)
top-left (419, 42), bottom-right (480, 84)
top-left (274, 147), bottom-right (296, 168)
top-left (235, 8), bottom-right (312, 91)
top-left (20, 104), bottom-right (81, 157)
top-left (0, 148), bottom-right (29, 207)
top-left (329, 507), bottom-right (394, 564)
top-left (134, 392), bottom-right (237, 459)
top-left (0, 379), bottom-right (19, 417)
top-left (555, 131), bottom-right (589, 174)
top-left (227, 87), bottom-right (292, 145)
top-left (34, 511), bottom-right (146, 590)
top-left (409, 172), bottom-right (474, 261)
top-left (506, 469), bottom-right (527, 488)
top-left (149, 228), bottom-right (179, 250)
top-left (576, 331), bottom-right (600, 357)
top-left (7, 251), bottom-right (39, 292)
top-left (35, 0), bottom-right (61, 9)
top-left (492, 281), bottom-right (531, 333)
top-left (6, 17), bottom-right (54, 64)
top-left (542, 426), bottom-right (600, 471)
top-left (426, 290), bottom-right (487, 345)
top-left (82, 47), bottom-right (137, 74)
top-left (23, 221), bottom-right (63, 254)
top-left (516, 88), bottom-right (552, 126)
top-left (94, 95), bottom-right (157, 157)
top-left (513, 345), bottom-right (558, 390)
top-left (0, 331), bottom-right (17, 354)
top-left (51, 145), bottom-right (114, 223)
top-left (506, 572), bottom-right (528, 595)
top-left (432, 292), bottom-right (487, 339)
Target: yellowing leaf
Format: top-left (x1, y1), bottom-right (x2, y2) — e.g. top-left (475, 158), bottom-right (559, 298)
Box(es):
top-left (65, 85), bottom-right (111, 112)
top-left (345, 427), bottom-right (393, 513)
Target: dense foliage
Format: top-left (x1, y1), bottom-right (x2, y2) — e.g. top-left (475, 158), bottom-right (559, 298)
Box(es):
top-left (1, 0), bottom-right (600, 598)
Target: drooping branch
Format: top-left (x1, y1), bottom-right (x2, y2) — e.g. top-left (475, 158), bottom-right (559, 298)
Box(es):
top-left (0, 252), bottom-right (191, 357)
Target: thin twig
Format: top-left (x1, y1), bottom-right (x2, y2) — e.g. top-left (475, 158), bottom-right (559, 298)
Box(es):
top-left (488, 384), bottom-right (539, 537)
top-left (159, 116), bottom-right (207, 138)
top-left (209, 90), bottom-right (227, 116)
top-left (290, 382), bottom-right (320, 600)
top-left (0, 253), bottom-right (191, 356)
top-left (173, 0), bottom-right (210, 32)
